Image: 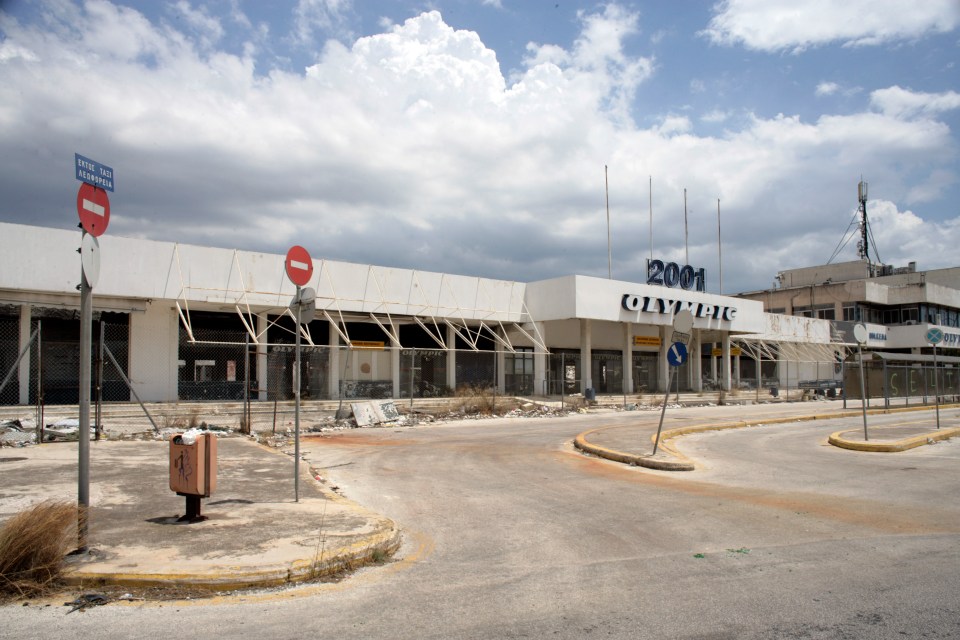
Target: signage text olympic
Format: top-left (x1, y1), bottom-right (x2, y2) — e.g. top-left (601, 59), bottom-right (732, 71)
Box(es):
top-left (622, 294), bottom-right (737, 321)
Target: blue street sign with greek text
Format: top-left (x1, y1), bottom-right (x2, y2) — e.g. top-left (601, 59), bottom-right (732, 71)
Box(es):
top-left (75, 153), bottom-right (114, 192)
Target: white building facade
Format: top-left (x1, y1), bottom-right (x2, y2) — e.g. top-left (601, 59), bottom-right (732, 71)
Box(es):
top-left (1, 222), bottom-right (838, 405)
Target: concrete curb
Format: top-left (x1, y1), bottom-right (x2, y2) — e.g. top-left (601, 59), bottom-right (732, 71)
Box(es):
top-left (574, 430), bottom-right (694, 471)
top-left (575, 403), bottom-right (960, 471)
top-left (828, 426), bottom-right (960, 452)
top-left (63, 520), bottom-right (402, 592)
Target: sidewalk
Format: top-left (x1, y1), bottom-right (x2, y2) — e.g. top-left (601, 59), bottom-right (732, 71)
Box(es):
top-left (0, 436), bottom-right (399, 592)
top-left (576, 403), bottom-right (960, 470)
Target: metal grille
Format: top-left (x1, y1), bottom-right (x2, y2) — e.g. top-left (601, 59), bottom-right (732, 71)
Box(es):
top-left (178, 326), bottom-right (248, 401)
top-left (0, 316), bottom-right (23, 405)
top-left (845, 360), bottom-right (960, 406)
top-left (591, 352), bottom-right (624, 394)
top-left (546, 352), bottom-right (581, 395)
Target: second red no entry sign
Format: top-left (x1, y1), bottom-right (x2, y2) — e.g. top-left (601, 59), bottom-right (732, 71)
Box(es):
top-left (285, 245), bottom-right (313, 286)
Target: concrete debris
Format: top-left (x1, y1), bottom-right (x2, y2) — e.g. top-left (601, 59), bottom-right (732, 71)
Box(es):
top-left (1, 418), bottom-right (24, 431)
top-left (1, 418), bottom-right (37, 447)
top-left (42, 418), bottom-right (97, 442)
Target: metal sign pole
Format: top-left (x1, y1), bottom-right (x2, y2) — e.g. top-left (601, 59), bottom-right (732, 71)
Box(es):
top-left (96, 321), bottom-right (104, 441)
top-left (78, 241), bottom-right (92, 551)
top-left (851, 323), bottom-right (869, 442)
top-left (294, 285), bottom-right (301, 503)
top-left (857, 344), bottom-right (868, 441)
top-left (652, 368), bottom-right (674, 455)
top-left (933, 343), bottom-right (941, 430)
top-left (73, 155), bottom-right (112, 550)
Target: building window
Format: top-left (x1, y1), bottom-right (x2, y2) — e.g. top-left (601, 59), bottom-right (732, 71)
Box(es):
top-left (842, 305), bottom-right (860, 322)
top-left (817, 308), bottom-right (835, 320)
top-left (505, 347), bottom-right (534, 395)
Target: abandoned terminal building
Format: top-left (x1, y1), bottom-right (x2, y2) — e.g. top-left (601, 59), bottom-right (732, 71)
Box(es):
top-left (1, 221), bottom-right (959, 407)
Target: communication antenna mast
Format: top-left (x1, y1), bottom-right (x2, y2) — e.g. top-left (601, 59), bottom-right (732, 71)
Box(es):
top-left (857, 179), bottom-right (869, 261)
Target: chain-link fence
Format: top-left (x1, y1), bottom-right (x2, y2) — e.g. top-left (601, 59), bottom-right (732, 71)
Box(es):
top-left (7, 308), bottom-right (960, 439)
top-left (0, 315), bottom-right (21, 406)
top-left (844, 359), bottom-right (960, 408)
top-left (178, 327), bottom-right (248, 401)
top-left (0, 317), bottom-right (131, 408)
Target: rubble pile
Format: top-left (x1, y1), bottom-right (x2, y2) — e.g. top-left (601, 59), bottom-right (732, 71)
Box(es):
top-left (0, 419), bottom-right (36, 447)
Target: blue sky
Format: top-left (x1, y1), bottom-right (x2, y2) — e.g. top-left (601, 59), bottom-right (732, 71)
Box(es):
top-left (0, 0), bottom-right (958, 294)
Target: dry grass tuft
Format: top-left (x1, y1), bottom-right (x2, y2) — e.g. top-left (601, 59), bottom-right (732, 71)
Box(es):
top-left (0, 500), bottom-right (77, 601)
top-left (452, 385), bottom-right (524, 415)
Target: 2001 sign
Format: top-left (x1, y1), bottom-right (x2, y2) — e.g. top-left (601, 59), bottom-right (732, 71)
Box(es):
top-left (647, 259), bottom-right (706, 292)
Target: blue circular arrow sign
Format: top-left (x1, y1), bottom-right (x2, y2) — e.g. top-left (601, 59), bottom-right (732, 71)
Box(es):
top-left (667, 341), bottom-right (688, 367)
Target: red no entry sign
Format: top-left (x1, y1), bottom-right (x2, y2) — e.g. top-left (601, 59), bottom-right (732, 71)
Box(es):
top-left (76, 182), bottom-right (110, 237)
top-left (285, 245), bottom-right (313, 286)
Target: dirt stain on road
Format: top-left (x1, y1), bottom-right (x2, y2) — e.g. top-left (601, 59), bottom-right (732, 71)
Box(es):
top-left (303, 433), bottom-right (411, 447)
top-left (558, 446), bottom-right (960, 536)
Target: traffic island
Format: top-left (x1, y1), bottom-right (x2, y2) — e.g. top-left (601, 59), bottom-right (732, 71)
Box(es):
top-left (828, 426), bottom-right (960, 452)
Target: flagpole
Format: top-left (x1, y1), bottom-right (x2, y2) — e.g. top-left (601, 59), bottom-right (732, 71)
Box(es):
top-left (605, 165), bottom-right (612, 279)
top-left (649, 176), bottom-right (653, 262)
top-left (717, 198), bottom-right (723, 295)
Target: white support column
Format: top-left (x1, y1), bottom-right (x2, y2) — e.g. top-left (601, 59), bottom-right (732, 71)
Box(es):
top-left (392, 347), bottom-right (401, 399)
top-left (256, 313), bottom-right (268, 401)
top-left (692, 329), bottom-right (702, 392)
top-left (710, 342), bottom-right (718, 385)
top-left (623, 322), bottom-right (633, 394)
top-left (721, 334), bottom-right (732, 391)
top-left (533, 322), bottom-right (547, 396)
top-left (328, 323), bottom-right (340, 399)
top-left (446, 325), bottom-right (456, 392)
top-left (734, 353), bottom-right (741, 389)
top-left (129, 303), bottom-right (179, 402)
top-left (658, 326), bottom-right (669, 393)
top-left (496, 333), bottom-right (506, 394)
top-left (18, 304), bottom-right (31, 405)
top-left (580, 319), bottom-right (592, 394)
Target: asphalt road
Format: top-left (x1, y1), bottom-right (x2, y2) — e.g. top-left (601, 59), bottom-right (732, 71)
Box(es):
top-left (5, 405), bottom-right (959, 639)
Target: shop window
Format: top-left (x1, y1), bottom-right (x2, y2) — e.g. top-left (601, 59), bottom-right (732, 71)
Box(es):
top-left (194, 360), bottom-right (215, 382)
top-left (505, 348), bottom-right (534, 395)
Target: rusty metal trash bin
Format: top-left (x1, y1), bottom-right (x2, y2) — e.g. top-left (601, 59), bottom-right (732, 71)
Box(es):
top-left (169, 432), bottom-right (217, 522)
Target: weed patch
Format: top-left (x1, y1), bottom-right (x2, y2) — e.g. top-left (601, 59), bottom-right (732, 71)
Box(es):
top-left (0, 500), bottom-right (77, 601)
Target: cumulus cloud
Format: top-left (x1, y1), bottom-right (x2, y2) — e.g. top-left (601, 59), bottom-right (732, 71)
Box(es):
top-left (815, 82), bottom-right (839, 96)
top-left (865, 200), bottom-right (960, 266)
top-left (701, 109), bottom-right (730, 124)
top-left (702, 0), bottom-right (960, 52)
top-left (870, 85), bottom-right (960, 119)
top-left (170, 1), bottom-right (224, 49)
top-left (0, 1), bottom-right (957, 294)
top-left (905, 170), bottom-right (956, 204)
top-left (524, 4), bottom-right (654, 120)
top-left (292, 0), bottom-right (354, 47)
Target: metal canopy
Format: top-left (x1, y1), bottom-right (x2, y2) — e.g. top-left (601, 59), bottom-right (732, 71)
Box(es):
top-left (170, 245), bottom-right (550, 353)
top-left (732, 336), bottom-right (846, 364)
